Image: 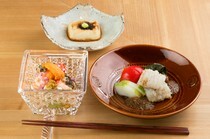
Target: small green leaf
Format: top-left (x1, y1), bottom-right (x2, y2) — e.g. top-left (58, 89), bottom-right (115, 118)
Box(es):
top-left (145, 63), bottom-right (167, 74)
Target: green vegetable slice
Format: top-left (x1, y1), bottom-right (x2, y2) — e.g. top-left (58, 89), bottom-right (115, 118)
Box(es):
top-left (81, 22), bottom-right (89, 29)
top-left (48, 103), bottom-right (63, 108)
top-left (138, 85), bottom-right (146, 95)
top-left (114, 80), bottom-right (145, 98)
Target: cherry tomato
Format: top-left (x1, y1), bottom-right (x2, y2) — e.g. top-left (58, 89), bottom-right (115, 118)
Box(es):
top-left (120, 66), bottom-right (143, 83)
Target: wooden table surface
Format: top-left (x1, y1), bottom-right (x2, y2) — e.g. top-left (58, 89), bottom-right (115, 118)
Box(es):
top-left (0, 0), bottom-right (210, 138)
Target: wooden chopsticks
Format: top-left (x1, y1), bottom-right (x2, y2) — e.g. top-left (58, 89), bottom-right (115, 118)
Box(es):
top-left (22, 120), bottom-right (189, 135)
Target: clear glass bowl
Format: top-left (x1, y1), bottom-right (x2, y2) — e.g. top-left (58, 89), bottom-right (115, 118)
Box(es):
top-left (18, 50), bottom-right (88, 115)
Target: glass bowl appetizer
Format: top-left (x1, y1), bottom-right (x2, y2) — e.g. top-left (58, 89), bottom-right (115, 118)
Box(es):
top-left (18, 50), bottom-right (88, 138)
top-left (18, 50), bottom-right (88, 115)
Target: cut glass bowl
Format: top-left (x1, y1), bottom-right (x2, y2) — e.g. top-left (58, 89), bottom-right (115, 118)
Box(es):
top-left (18, 50), bottom-right (88, 115)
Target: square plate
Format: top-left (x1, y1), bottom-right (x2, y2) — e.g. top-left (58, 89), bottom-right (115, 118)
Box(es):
top-left (41, 4), bottom-right (124, 51)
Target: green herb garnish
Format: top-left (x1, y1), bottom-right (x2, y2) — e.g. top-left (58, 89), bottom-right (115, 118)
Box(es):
top-left (81, 22), bottom-right (89, 29)
top-left (145, 63), bottom-right (167, 74)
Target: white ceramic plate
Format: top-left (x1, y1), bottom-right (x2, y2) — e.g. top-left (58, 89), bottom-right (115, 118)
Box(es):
top-left (41, 4), bottom-right (124, 51)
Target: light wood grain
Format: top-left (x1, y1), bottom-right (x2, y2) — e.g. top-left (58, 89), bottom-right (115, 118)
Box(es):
top-left (0, 0), bottom-right (210, 138)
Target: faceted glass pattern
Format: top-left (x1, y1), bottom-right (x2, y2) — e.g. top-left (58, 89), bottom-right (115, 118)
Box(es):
top-left (18, 50), bottom-right (88, 115)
